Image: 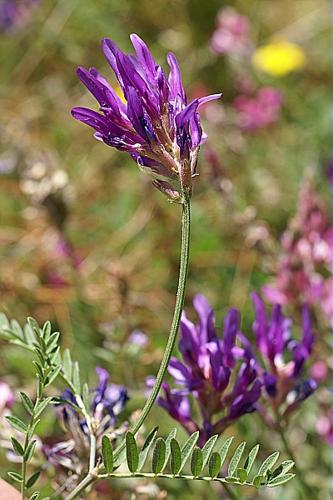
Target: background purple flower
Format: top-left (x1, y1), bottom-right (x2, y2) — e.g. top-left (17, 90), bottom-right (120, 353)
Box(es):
top-left (47, 367), bottom-right (128, 476)
top-left (262, 178), bottom-right (333, 322)
top-left (157, 294), bottom-right (261, 444)
top-left (251, 293), bottom-right (317, 421)
top-left (210, 7), bottom-right (252, 57)
top-left (233, 87), bottom-right (283, 132)
top-left (0, 0), bottom-right (39, 33)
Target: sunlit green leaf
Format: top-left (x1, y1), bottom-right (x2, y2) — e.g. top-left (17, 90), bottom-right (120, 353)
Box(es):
top-left (152, 438), bottom-right (166, 474)
top-left (126, 432), bottom-right (139, 473)
top-left (102, 436), bottom-right (114, 474)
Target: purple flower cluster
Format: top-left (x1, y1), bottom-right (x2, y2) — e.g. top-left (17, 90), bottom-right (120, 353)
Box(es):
top-left (262, 179), bottom-right (333, 322)
top-left (250, 293), bottom-right (317, 422)
top-left (0, 0), bottom-right (39, 33)
top-left (72, 34), bottom-right (221, 200)
top-left (210, 7), bottom-right (252, 57)
top-left (156, 293), bottom-right (317, 441)
top-left (157, 295), bottom-right (261, 444)
top-left (44, 367), bottom-right (128, 473)
top-left (233, 87), bottom-right (283, 132)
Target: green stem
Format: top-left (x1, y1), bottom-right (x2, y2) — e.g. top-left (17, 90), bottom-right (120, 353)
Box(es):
top-left (222, 483), bottom-right (239, 500)
top-left (21, 436), bottom-right (28, 500)
top-left (113, 192), bottom-right (191, 461)
top-left (65, 193), bottom-right (191, 500)
top-left (88, 433), bottom-right (97, 472)
top-left (21, 396), bottom-right (40, 499)
top-left (276, 420), bottom-right (314, 498)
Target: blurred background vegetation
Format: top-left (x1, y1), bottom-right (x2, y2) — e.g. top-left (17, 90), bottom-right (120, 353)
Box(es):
top-left (0, 0), bottom-right (331, 498)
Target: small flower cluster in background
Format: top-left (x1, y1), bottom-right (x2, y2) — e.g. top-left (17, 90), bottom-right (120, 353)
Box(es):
top-left (0, 0), bottom-right (39, 33)
top-left (210, 7), bottom-right (252, 58)
top-left (250, 293), bottom-right (316, 425)
top-left (233, 87), bottom-right (283, 132)
top-left (43, 367), bottom-right (128, 492)
top-left (263, 177), bottom-right (333, 322)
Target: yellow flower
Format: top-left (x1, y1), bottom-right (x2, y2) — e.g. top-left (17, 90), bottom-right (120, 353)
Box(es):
top-left (252, 40), bottom-right (306, 77)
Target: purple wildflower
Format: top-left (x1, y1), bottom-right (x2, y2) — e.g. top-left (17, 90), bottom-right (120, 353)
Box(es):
top-left (46, 367), bottom-right (128, 479)
top-left (72, 34), bottom-right (222, 199)
top-left (0, 381), bottom-right (14, 414)
top-left (158, 294), bottom-right (261, 444)
top-left (251, 293), bottom-right (317, 421)
top-left (0, 0), bottom-right (39, 33)
top-left (59, 367), bottom-right (128, 434)
top-left (210, 7), bottom-right (252, 57)
top-left (262, 178), bottom-right (333, 322)
top-left (128, 330), bottom-right (148, 347)
top-left (233, 87), bottom-right (283, 132)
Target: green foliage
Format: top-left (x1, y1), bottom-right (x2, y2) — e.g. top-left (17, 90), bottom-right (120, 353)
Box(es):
top-left (102, 436), bottom-right (114, 474)
top-left (0, 314), bottom-right (90, 497)
top-left (1, 314), bottom-right (296, 496)
top-left (152, 438), bottom-right (166, 474)
top-left (126, 432), bottom-right (139, 473)
top-left (100, 429), bottom-right (295, 490)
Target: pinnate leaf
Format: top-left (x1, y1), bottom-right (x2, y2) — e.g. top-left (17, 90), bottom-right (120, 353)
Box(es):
top-left (208, 452), bottom-right (221, 478)
top-left (180, 431), bottom-right (199, 473)
top-left (258, 451), bottom-right (279, 477)
top-left (137, 426), bottom-right (158, 472)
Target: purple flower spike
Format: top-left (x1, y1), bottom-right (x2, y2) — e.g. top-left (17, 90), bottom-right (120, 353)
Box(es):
top-left (158, 294), bottom-right (261, 443)
top-left (72, 34), bottom-right (222, 199)
top-left (250, 294), bottom-right (317, 420)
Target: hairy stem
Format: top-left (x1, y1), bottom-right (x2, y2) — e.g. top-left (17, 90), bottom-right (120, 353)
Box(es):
top-left (65, 193), bottom-right (191, 499)
top-left (21, 395), bottom-right (40, 499)
top-left (113, 192), bottom-right (191, 461)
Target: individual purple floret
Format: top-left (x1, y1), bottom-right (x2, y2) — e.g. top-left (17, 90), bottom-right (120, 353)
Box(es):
top-left (72, 34), bottom-right (222, 200)
top-left (251, 293), bottom-right (317, 423)
top-left (157, 294), bottom-right (261, 444)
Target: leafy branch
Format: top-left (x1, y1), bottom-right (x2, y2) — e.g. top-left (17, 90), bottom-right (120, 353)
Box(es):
top-left (99, 428), bottom-right (295, 490)
top-left (4, 318), bottom-right (61, 499)
top-left (0, 314), bottom-right (94, 497)
top-left (0, 314), bottom-right (295, 500)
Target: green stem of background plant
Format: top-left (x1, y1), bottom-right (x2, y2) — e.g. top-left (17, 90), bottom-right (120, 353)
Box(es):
top-left (21, 395), bottom-right (40, 500)
top-left (275, 419), bottom-right (314, 499)
top-left (65, 191), bottom-right (191, 499)
top-left (222, 483), bottom-right (239, 500)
